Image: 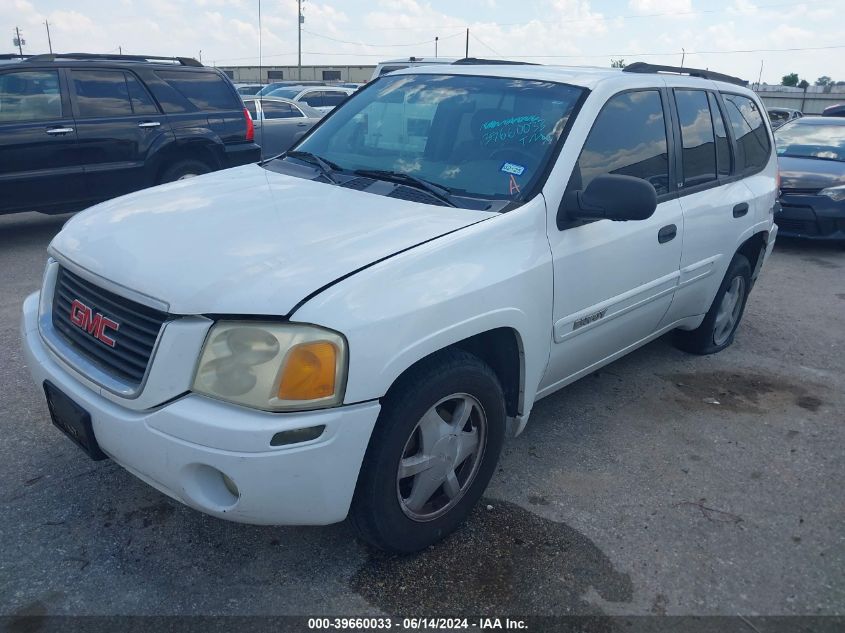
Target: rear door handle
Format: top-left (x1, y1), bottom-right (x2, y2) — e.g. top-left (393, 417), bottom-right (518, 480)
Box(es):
top-left (45, 127), bottom-right (74, 135)
top-left (733, 202), bottom-right (749, 218)
top-left (658, 224), bottom-right (677, 244)
top-left (138, 121), bottom-right (161, 128)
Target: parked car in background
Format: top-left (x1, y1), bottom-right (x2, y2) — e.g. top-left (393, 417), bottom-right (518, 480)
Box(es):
top-left (264, 85), bottom-right (354, 113)
top-left (768, 107), bottom-right (802, 129)
top-left (255, 80), bottom-right (330, 97)
top-left (775, 117), bottom-right (845, 240)
top-left (235, 83), bottom-right (264, 96)
top-left (242, 96), bottom-right (322, 157)
top-left (0, 53), bottom-right (259, 216)
top-left (22, 61), bottom-right (777, 553)
top-left (822, 103), bottom-right (845, 117)
top-left (370, 56), bottom-right (459, 80)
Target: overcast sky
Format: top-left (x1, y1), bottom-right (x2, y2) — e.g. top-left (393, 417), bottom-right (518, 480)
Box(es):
top-left (4, 0), bottom-right (842, 84)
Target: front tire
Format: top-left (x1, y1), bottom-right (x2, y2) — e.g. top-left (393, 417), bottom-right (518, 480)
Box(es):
top-left (350, 349), bottom-right (506, 553)
top-left (674, 253), bottom-right (752, 355)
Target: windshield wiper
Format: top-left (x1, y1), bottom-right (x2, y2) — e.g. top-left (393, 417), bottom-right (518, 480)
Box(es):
top-left (285, 150), bottom-right (341, 184)
top-left (353, 169), bottom-right (457, 207)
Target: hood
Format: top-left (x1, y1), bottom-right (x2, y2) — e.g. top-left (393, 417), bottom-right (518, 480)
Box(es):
top-left (51, 164), bottom-right (494, 316)
top-left (778, 155), bottom-right (845, 191)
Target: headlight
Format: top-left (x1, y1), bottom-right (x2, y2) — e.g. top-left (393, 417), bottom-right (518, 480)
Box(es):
top-left (192, 322), bottom-right (347, 411)
top-left (819, 185), bottom-right (845, 202)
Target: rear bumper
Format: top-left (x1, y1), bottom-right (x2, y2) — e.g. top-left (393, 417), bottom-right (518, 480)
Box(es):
top-left (776, 193), bottom-right (845, 240)
top-left (223, 142), bottom-right (261, 168)
top-left (22, 291), bottom-right (380, 525)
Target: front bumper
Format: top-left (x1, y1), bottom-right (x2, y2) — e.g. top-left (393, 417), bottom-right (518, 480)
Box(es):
top-left (21, 291), bottom-right (379, 525)
top-left (776, 193), bottom-right (845, 240)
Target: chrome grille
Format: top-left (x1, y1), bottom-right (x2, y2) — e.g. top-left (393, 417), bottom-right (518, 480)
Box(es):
top-left (51, 267), bottom-right (168, 386)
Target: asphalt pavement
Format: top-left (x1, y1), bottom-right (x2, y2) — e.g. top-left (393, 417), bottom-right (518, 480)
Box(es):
top-left (1, 211), bottom-right (842, 618)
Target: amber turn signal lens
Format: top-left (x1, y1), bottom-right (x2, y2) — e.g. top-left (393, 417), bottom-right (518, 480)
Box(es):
top-left (278, 341), bottom-right (337, 401)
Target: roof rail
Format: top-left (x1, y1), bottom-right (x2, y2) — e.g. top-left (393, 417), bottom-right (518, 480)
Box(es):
top-left (23, 53), bottom-right (203, 67)
top-left (453, 57), bottom-right (538, 66)
top-left (622, 62), bottom-right (747, 87)
top-left (0, 53), bottom-right (27, 60)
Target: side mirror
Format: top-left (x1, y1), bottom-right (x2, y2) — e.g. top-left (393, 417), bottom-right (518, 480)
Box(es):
top-left (558, 174), bottom-right (657, 227)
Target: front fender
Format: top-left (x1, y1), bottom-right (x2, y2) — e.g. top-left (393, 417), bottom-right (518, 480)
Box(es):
top-left (291, 197), bottom-right (554, 423)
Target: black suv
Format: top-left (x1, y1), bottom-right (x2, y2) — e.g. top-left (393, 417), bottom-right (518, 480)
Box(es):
top-left (0, 53), bottom-right (260, 215)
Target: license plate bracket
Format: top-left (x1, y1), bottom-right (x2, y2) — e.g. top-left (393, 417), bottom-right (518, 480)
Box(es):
top-left (43, 381), bottom-right (107, 461)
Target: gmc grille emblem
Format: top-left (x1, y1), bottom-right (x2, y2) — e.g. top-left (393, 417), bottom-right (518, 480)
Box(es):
top-left (69, 299), bottom-right (120, 348)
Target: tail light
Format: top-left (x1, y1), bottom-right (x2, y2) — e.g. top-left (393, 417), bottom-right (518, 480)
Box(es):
top-left (243, 107), bottom-right (254, 142)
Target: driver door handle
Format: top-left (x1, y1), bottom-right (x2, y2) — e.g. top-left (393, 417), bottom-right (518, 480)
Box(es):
top-left (138, 121), bottom-right (161, 128)
top-left (46, 127), bottom-right (74, 135)
top-left (658, 224), bottom-right (677, 244)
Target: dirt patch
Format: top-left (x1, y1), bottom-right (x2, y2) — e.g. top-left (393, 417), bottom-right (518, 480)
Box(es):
top-left (122, 500), bottom-right (176, 528)
top-left (802, 256), bottom-right (841, 270)
top-left (350, 499), bottom-right (632, 616)
top-left (664, 370), bottom-right (826, 415)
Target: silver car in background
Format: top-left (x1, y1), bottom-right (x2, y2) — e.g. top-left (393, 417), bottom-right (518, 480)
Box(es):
top-left (242, 96), bottom-right (323, 157)
top-left (264, 85), bottom-right (355, 113)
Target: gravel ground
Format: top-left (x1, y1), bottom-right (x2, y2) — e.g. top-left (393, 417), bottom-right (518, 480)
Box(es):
top-left (1, 211), bottom-right (842, 619)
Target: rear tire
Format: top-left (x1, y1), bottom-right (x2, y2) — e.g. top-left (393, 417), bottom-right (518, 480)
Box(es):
top-left (350, 349), bottom-right (506, 553)
top-left (158, 159), bottom-right (212, 184)
top-left (674, 253), bottom-right (752, 355)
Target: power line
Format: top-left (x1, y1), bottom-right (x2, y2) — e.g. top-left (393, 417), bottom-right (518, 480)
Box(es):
top-left (302, 29), bottom-right (463, 48)
top-left (213, 43), bottom-right (845, 63)
top-left (470, 33), bottom-right (502, 57)
top-left (328, 0), bottom-right (823, 32)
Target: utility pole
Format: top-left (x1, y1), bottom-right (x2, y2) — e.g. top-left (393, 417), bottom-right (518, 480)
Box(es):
top-left (465, 28), bottom-right (469, 58)
top-left (199, 49), bottom-right (202, 63)
top-left (298, 0), bottom-right (303, 81)
top-left (44, 20), bottom-right (52, 54)
top-left (435, 36), bottom-right (438, 58)
top-left (119, 45), bottom-right (122, 55)
top-left (14, 26), bottom-right (24, 56)
top-left (680, 48), bottom-right (685, 68)
top-left (757, 60), bottom-right (764, 88)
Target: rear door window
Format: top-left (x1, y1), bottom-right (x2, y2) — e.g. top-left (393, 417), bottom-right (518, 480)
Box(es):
top-left (722, 93), bottom-right (771, 173)
top-left (322, 91), bottom-right (348, 108)
top-left (156, 70), bottom-right (240, 111)
top-left (571, 90), bottom-right (670, 196)
top-left (125, 73), bottom-right (159, 115)
top-left (301, 91), bottom-right (324, 108)
top-left (72, 69), bottom-right (133, 118)
top-left (261, 101), bottom-right (297, 119)
top-left (674, 89), bottom-right (717, 187)
top-left (0, 70), bottom-right (62, 122)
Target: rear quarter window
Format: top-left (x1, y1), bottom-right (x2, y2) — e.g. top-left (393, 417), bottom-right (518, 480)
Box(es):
top-left (722, 93), bottom-right (771, 174)
top-left (156, 70), bottom-right (240, 111)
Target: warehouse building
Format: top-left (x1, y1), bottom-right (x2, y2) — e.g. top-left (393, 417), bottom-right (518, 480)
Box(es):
top-left (219, 65), bottom-right (375, 83)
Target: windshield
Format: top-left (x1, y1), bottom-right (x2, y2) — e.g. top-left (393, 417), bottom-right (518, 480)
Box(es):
top-left (289, 73), bottom-right (585, 200)
top-left (776, 122), bottom-right (845, 162)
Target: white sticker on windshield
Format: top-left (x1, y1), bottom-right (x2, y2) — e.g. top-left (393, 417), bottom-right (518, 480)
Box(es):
top-left (500, 162), bottom-right (526, 176)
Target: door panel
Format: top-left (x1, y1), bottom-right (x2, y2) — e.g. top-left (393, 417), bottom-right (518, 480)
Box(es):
top-left (70, 69), bottom-right (170, 203)
top-left (0, 68), bottom-right (85, 213)
top-left (541, 89), bottom-right (683, 394)
top-left (542, 198), bottom-right (683, 393)
top-left (662, 89), bottom-right (760, 323)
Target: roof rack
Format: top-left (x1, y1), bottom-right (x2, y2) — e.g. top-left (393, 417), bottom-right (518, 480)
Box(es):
top-left (23, 53), bottom-right (203, 67)
top-left (622, 62), bottom-right (747, 87)
top-left (453, 57), bottom-right (538, 66)
top-left (0, 54), bottom-right (27, 60)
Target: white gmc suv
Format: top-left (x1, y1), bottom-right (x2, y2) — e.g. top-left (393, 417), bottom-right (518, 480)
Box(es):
top-left (22, 62), bottom-right (778, 552)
